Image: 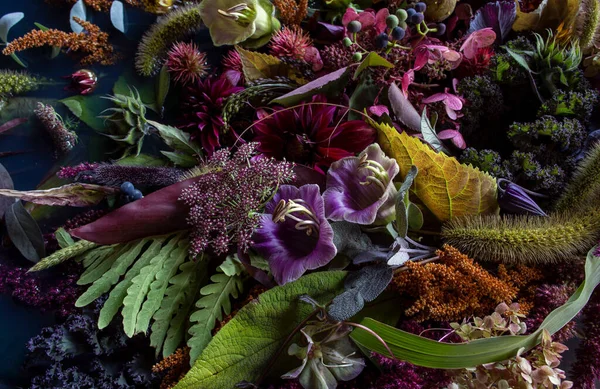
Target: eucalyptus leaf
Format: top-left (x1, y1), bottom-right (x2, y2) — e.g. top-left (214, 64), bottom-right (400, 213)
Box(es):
top-left (0, 12), bottom-right (24, 43)
top-left (110, 0), bottom-right (127, 33)
top-left (5, 201), bottom-right (46, 263)
top-left (0, 163), bottom-right (15, 219)
top-left (155, 65), bottom-right (170, 116)
top-left (351, 246), bottom-right (600, 369)
top-left (420, 108), bottom-right (450, 154)
top-left (69, 0), bottom-right (87, 33)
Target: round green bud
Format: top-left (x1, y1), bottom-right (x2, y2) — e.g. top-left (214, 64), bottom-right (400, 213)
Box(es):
top-left (342, 37), bottom-right (353, 47)
top-left (352, 52), bottom-right (363, 62)
top-left (398, 20), bottom-right (408, 30)
top-left (395, 8), bottom-right (408, 22)
top-left (386, 15), bottom-right (399, 29)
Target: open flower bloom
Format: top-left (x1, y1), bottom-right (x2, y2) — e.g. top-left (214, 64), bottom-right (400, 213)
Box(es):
top-left (282, 324), bottom-right (365, 389)
top-left (199, 0), bottom-right (280, 48)
top-left (342, 8), bottom-right (389, 35)
top-left (422, 88), bottom-right (464, 120)
top-left (324, 144), bottom-right (399, 225)
top-left (414, 44), bottom-right (462, 71)
top-left (460, 27), bottom-right (496, 60)
top-left (252, 184), bottom-right (337, 285)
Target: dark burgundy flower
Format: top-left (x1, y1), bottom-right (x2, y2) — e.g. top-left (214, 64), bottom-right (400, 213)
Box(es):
top-left (181, 76), bottom-right (243, 155)
top-left (64, 69), bottom-right (97, 95)
top-left (252, 96), bottom-right (376, 173)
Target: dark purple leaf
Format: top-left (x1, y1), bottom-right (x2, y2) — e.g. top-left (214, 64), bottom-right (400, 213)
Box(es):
top-left (0, 163), bottom-right (14, 219)
top-left (468, 0), bottom-right (516, 42)
top-left (5, 201), bottom-right (45, 263)
top-left (71, 177), bottom-right (196, 244)
top-left (0, 117), bottom-right (27, 134)
top-left (270, 67), bottom-right (350, 107)
top-left (388, 83), bottom-right (421, 132)
top-left (307, 18), bottom-right (345, 42)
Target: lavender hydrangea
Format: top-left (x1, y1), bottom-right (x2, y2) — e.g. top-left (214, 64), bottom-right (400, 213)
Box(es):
top-left (252, 184), bottom-right (337, 285)
top-left (323, 144), bottom-right (399, 225)
top-left (179, 142), bottom-right (295, 256)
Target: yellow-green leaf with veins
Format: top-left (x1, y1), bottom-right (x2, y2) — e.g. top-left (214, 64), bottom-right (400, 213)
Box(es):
top-left (376, 122), bottom-right (499, 221)
top-left (236, 46), bottom-right (306, 84)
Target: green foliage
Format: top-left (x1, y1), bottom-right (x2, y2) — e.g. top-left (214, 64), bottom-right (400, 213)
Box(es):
top-left (578, 0), bottom-right (600, 50)
top-left (555, 142), bottom-right (600, 212)
top-left (456, 75), bottom-right (504, 135)
top-left (0, 70), bottom-right (42, 96)
top-left (508, 116), bottom-right (586, 154)
top-left (507, 150), bottom-right (565, 194)
top-left (491, 36), bottom-right (533, 85)
top-left (459, 148), bottom-right (512, 180)
top-left (538, 88), bottom-right (599, 123)
top-left (351, 245), bottom-right (600, 369)
top-left (441, 211), bottom-right (600, 264)
top-left (74, 233), bottom-right (206, 357)
top-left (135, 4), bottom-right (204, 77)
top-left (531, 31), bottom-right (582, 93)
top-left (29, 239), bottom-right (97, 272)
top-left (188, 256), bottom-right (245, 363)
top-left (174, 271), bottom-right (346, 389)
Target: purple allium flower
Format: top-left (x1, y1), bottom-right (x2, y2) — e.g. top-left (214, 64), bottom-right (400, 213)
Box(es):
top-left (252, 184), bottom-right (337, 285)
top-left (323, 144), bottom-right (399, 225)
top-left (497, 179), bottom-right (547, 216)
top-left (179, 143), bottom-right (295, 257)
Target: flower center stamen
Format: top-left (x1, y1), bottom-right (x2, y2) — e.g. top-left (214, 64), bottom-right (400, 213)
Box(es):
top-left (272, 199), bottom-right (320, 236)
top-left (358, 154), bottom-right (389, 192)
top-left (217, 3), bottom-right (256, 26)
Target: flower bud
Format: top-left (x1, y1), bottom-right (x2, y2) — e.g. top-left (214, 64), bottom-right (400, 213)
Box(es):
top-left (65, 69), bottom-right (97, 95)
top-left (347, 20), bottom-right (362, 33)
top-left (386, 15), bottom-right (399, 29)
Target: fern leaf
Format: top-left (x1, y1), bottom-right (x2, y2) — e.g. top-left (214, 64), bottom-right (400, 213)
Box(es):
top-left (75, 239), bottom-right (147, 307)
top-left (187, 261), bottom-right (244, 363)
top-left (78, 242), bottom-right (135, 285)
top-left (151, 259), bottom-right (207, 357)
top-left (136, 236), bottom-right (189, 335)
top-left (122, 234), bottom-right (181, 337)
top-left (80, 244), bottom-right (114, 268)
top-left (98, 238), bottom-right (166, 329)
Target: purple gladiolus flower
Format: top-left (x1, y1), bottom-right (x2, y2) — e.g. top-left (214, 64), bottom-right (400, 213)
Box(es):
top-left (253, 184), bottom-right (337, 285)
top-left (323, 144), bottom-right (399, 225)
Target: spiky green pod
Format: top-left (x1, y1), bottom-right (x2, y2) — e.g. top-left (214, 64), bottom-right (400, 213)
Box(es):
top-left (0, 70), bottom-right (43, 95)
top-left (577, 0), bottom-right (600, 50)
top-left (28, 240), bottom-right (97, 272)
top-left (441, 211), bottom-right (600, 264)
top-left (135, 4), bottom-right (204, 77)
top-left (555, 143), bottom-right (600, 212)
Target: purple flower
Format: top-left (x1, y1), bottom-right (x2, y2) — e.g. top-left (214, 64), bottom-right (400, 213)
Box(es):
top-left (252, 184), bottom-right (337, 285)
top-left (323, 144), bottom-right (399, 225)
top-left (498, 179), bottom-right (547, 216)
top-left (468, 1), bottom-right (517, 43)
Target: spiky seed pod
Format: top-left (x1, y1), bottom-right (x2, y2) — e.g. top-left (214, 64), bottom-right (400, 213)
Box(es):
top-left (555, 142), bottom-right (600, 212)
top-left (28, 239), bottom-right (97, 272)
top-left (135, 4), bottom-right (204, 77)
top-left (34, 102), bottom-right (78, 156)
top-left (0, 70), bottom-right (43, 96)
top-left (576, 0), bottom-right (600, 50)
top-left (441, 211), bottom-right (600, 264)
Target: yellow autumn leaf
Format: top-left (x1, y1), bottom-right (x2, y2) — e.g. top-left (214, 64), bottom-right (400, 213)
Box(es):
top-left (376, 122), bottom-right (499, 221)
top-left (235, 46), bottom-right (307, 84)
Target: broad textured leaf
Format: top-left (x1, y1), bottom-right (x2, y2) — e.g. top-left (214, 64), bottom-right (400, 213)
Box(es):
top-left (351, 246), bottom-right (600, 368)
top-left (175, 271), bottom-right (346, 389)
top-left (147, 120), bottom-right (201, 157)
top-left (388, 83), bottom-right (421, 132)
top-left (69, 0), bottom-right (87, 33)
top-left (0, 163), bottom-right (15, 219)
top-left (376, 122), bottom-right (499, 221)
top-left (110, 0), bottom-right (127, 33)
top-left (236, 46), bottom-right (304, 84)
top-left (187, 260), bottom-right (245, 363)
top-left (0, 12), bottom-right (23, 43)
top-left (5, 201), bottom-right (45, 262)
top-left (271, 67), bottom-right (350, 107)
top-left (0, 184), bottom-right (119, 207)
top-left (60, 95), bottom-right (111, 132)
top-left (354, 52), bottom-right (394, 80)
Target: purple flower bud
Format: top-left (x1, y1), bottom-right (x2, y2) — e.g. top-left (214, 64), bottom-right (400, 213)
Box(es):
top-left (323, 144), bottom-right (399, 225)
top-left (64, 69), bottom-right (98, 95)
top-left (253, 184), bottom-right (337, 285)
top-left (498, 179), bottom-right (547, 216)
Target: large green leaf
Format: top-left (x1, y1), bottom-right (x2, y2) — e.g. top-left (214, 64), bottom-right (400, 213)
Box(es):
top-left (350, 247), bottom-right (600, 369)
top-left (60, 95), bottom-right (111, 132)
top-left (174, 271), bottom-right (346, 389)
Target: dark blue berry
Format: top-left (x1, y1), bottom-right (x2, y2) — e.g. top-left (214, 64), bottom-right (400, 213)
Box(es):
top-left (348, 20), bottom-right (362, 33)
top-left (375, 33), bottom-right (389, 49)
top-left (131, 189), bottom-right (143, 200)
top-left (120, 181), bottom-right (135, 195)
top-left (406, 8), bottom-right (417, 18)
top-left (436, 23), bottom-right (446, 36)
top-left (391, 26), bottom-right (406, 41)
top-left (414, 2), bottom-right (426, 12)
top-left (409, 12), bottom-right (424, 24)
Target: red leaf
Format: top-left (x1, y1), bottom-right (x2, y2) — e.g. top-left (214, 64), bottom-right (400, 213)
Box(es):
top-left (0, 118), bottom-right (28, 134)
top-left (71, 177), bottom-right (196, 244)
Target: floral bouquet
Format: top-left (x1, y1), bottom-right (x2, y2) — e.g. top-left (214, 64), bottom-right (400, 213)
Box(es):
top-left (0, 0), bottom-right (600, 387)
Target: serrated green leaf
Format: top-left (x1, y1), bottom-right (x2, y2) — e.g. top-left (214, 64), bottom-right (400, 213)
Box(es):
top-left (350, 247), bottom-right (600, 369)
top-left (161, 151), bottom-right (197, 168)
top-left (503, 46), bottom-right (533, 73)
top-left (175, 271), bottom-right (346, 389)
top-left (219, 255), bottom-right (244, 277)
top-left (147, 120), bottom-right (202, 158)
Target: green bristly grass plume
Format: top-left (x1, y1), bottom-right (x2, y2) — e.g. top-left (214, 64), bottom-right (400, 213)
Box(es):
top-left (577, 0), bottom-right (600, 50)
top-left (555, 142), bottom-right (600, 212)
top-left (135, 4), bottom-right (204, 77)
top-left (0, 70), bottom-right (43, 95)
top-left (28, 239), bottom-right (98, 272)
top-left (441, 211), bottom-right (600, 264)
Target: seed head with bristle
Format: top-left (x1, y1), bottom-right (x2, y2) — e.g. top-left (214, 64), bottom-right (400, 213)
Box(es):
top-left (269, 26), bottom-right (313, 60)
top-left (166, 42), bottom-right (209, 85)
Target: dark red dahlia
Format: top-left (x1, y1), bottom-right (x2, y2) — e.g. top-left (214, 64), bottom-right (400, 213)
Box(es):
top-left (180, 76), bottom-right (243, 155)
top-left (252, 96), bottom-right (376, 172)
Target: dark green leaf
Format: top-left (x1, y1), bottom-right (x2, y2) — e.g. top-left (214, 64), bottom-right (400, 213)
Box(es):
top-left (349, 78), bottom-right (379, 121)
top-left (271, 67), bottom-right (350, 106)
top-left (0, 163), bottom-right (15, 219)
top-left (5, 201), bottom-right (45, 263)
top-left (60, 95), bottom-right (111, 132)
top-left (155, 65), bottom-right (170, 115)
top-left (395, 166), bottom-right (418, 237)
top-left (503, 46), bottom-right (533, 73)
